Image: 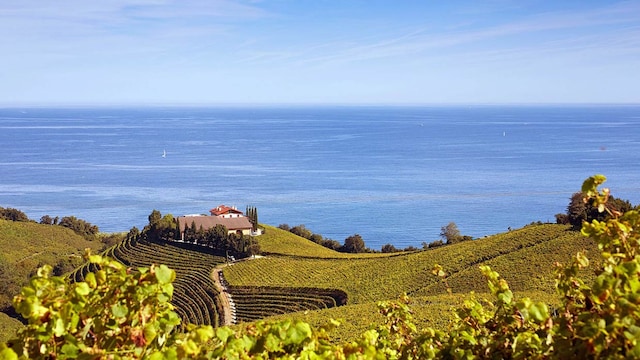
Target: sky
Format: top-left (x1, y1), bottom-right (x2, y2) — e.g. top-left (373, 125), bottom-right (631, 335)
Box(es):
top-left (1, 0), bottom-right (639, 106)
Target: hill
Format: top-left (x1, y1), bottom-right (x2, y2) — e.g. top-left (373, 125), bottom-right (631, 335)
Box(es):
top-left (223, 224), bottom-right (595, 304)
top-left (0, 219), bottom-right (103, 341)
top-left (222, 223), bottom-right (597, 341)
top-left (256, 224), bottom-right (397, 258)
top-left (2, 220), bottom-right (601, 343)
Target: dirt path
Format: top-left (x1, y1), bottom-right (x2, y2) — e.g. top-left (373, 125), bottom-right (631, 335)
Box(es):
top-left (211, 256), bottom-right (263, 326)
top-left (211, 267), bottom-right (236, 326)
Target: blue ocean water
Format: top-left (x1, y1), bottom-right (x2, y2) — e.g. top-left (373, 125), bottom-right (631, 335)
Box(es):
top-left (1, 106), bottom-right (639, 250)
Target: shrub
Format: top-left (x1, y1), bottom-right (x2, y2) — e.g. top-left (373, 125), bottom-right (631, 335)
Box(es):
top-left (0, 208), bottom-right (30, 222)
top-left (428, 240), bottom-right (444, 248)
top-left (340, 234), bottom-right (368, 253)
top-left (381, 243), bottom-right (399, 253)
top-left (58, 216), bottom-right (99, 240)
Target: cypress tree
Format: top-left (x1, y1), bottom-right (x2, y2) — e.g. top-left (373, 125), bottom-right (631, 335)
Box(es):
top-left (253, 207), bottom-right (258, 231)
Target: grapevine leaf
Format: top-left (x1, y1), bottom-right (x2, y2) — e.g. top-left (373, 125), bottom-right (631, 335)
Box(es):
top-left (0, 348), bottom-right (18, 360)
top-left (61, 343), bottom-right (79, 357)
top-left (53, 318), bottom-right (66, 337)
top-left (216, 326), bottom-right (234, 343)
top-left (111, 303), bottom-right (128, 318)
top-left (154, 265), bottom-right (175, 285)
top-left (85, 272), bottom-right (97, 289)
top-left (74, 282), bottom-right (91, 297)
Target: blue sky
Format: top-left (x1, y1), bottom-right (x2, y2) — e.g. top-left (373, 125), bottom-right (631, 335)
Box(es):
top-left (1, 0), bottom-right (639, 105)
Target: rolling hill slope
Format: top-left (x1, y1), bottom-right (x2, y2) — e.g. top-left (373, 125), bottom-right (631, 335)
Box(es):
top-left (2, 220), bottom-right (601, 343)
top-left (224, 224), bottom-right (594, 304)
top-left (0, 219), bottom-right (103, 341)
top-left (223, 223), bottom-right (598, 341)
top-left (256, 224), bottom-right (393, 258)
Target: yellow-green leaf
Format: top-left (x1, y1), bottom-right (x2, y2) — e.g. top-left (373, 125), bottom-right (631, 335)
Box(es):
top-left (155, 265), bottom-right (175, 285)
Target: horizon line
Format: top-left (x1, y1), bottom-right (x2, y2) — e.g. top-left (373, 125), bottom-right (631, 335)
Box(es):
top-left (2, 101), bottom-right (640, 109)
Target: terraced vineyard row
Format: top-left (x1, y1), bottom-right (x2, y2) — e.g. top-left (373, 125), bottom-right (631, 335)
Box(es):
top-left (71, 237), bottom-right (227, 327)
top-left (227, 285), bottom-right (347, 323)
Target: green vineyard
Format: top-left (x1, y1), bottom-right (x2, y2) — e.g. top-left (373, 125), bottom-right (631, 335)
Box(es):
top-left (71, 237), bottom-right (227, 327)
top-left (63, 223), bottom-right (597, 338)
top-left (70, 235), bottom-right (350, 328)
top-left (223, 224), bottom-right (591, 305)
top-left (227, 285), bottom-right (347, 323)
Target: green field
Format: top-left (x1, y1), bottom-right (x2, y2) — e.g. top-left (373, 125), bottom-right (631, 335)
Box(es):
top-left (1, 219), bottom-right (601, 343)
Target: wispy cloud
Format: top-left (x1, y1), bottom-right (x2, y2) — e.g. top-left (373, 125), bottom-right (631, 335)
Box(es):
top-left (1, 0), bottom-right (638, 104)
top-left (0, 0), bottom-right (269, 58)
top-left (238, 1), bottom-right (640, 68)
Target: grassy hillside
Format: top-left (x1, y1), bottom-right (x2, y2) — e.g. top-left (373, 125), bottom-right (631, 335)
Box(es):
top-left (0, 219), bottom-right (102, 266)
top-left (0, 219), bottom-right (103, 339)
top-left (256, 224), bottom-right (393, 258)
top-left (413, 228), bottom-right (598, 297)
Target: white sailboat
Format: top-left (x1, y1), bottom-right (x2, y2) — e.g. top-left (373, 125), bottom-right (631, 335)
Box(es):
top-left (162, 149), bottom-right (166, 158)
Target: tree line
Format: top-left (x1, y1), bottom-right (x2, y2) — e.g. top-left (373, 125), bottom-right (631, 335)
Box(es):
top-left (277, 221), bottom-right (476, 253)
top-left (276, 224), bottom-right (372, 253)
top-left (245, 206), bottom-right (258, 232)
top-left (0, 207), bottom-right (100, 241)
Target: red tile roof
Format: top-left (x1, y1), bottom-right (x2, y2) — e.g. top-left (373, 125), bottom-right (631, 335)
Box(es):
top-left (209, 205), bottom-right (244, 216)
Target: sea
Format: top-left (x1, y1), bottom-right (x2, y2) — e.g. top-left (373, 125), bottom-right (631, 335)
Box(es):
top-left (1, 105), bottom-right (639, 250)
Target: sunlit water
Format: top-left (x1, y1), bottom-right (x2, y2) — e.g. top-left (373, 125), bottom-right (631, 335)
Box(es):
top-left (1, 105), bottom-right (639, 250)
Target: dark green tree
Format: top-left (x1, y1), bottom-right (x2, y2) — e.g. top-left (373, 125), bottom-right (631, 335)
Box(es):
top-left (148, 209), bottom-right (162, 226)
top-left (290, 225), bottom-right (312, 239)
top-left (142, 210), bottom-right (176, 242)
top-left (341, 234), bottom-right (367, 253)
top-left (246, 206), bottom-right (259, 232)
top-left (555, 213), bottom-right (570, 225)
top-left (321, 239), bottom-right (341, 250)
top-left (204, 224), bottom-right (228, 249)
top-left (309, 234), bottom-right (323, 244)
top-left (277, 224), bottom-right (290, 231)
top-left (381, 243), bottom-right (399, 253)
top-left (567, 192), bottom-right (588, 230)
top-left (440, 222), bottom-right (462, 244)
top-left (39, 215), bottom-right (54, 225)
top-left (58, 216), bottom-right (99, 240)
top-left (565, 191), bottom-right (634, 230)
top-left (0, 207), bottom-right (30, 222)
